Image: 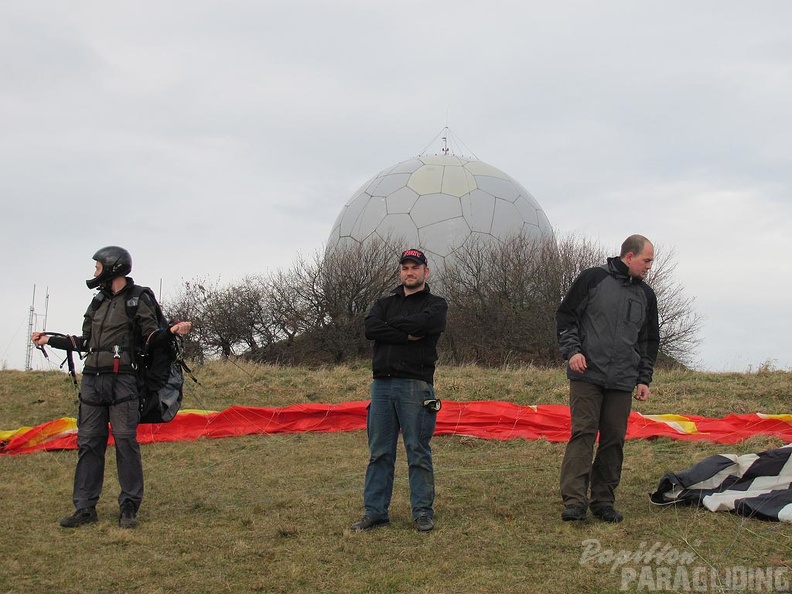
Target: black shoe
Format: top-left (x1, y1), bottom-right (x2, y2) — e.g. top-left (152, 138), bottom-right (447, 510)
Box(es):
top-left (59, 507), bottom-right (98, 528)
top-left (561, 505), bottom-right (588, 522)
top-left (592, 506), bottom-right (623, 524)
top-left (119, 501), bottom-right (138, 529)
top-left (415, 516), bottom-right (434, 532)
top-left (350, 516), bottom-right (390, 532)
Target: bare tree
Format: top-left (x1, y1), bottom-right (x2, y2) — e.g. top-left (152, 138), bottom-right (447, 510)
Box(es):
top-left (437, 231), bottom-right (700, 367)
top-left (317, 238), bottom-right (400, 362)
top-left (169, 231), bottom-right (701, 368)
top-left (438, 234), bottom-right (560, 364)
top-left (244, 238), bottom-right (401, 364)
top-left (552, 232), bottom-right (609, 296)
top-left (160, 285), bottom-right (204, 363)
top-left (170, 277), bottom-right (255, 360)
top-left (645, 246), bottom-right (703, 367)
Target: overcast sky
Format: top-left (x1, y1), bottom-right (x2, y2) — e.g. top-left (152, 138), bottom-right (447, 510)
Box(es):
top-left (2, 1), bottom-right (791, 373)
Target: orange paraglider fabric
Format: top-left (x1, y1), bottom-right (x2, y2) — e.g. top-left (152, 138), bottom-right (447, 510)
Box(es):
top-left (2, 402), bottom-right (792, 456)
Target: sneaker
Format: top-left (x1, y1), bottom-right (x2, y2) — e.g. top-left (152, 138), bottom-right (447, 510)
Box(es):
top-left (350, 515), bottom-right (390, 532)
top-left (59, 507), bottom-right (98, 528)
top-left (415, 516), bottom-right (434, 532)
top-left (592, 506), bottom-right (623, 524)
top-left (561, 504), bottom-right (588, 522)
top-left (119, 501), bottom-right (138, 529)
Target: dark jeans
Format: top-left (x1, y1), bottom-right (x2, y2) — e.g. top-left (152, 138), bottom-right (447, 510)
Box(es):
top-left (363, 378), bottom-right (437, 520)
top-left (73, 374), bottom-right (143, 511)
top-left (560, 380), bottom-right (632, 510)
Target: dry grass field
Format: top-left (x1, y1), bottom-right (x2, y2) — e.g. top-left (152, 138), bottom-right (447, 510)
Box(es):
top-left (1, 362), bottom-right (791, 594)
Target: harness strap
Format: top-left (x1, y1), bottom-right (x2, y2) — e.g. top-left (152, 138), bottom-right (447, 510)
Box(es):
top-left (78, 391), bottom-right (139, 407)
top-left (88, 346), bottom-right (131, 353)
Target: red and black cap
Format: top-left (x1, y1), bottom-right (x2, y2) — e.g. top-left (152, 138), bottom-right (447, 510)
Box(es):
top-left (399, 249), bottom-right (427, 265)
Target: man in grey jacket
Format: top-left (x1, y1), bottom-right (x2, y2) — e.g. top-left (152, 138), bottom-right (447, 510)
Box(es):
top-left (556, 234), bottom-right (660, 523)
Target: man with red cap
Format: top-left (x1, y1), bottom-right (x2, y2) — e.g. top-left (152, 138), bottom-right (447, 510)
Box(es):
top-left (351, 249), bottom-right (448, 533)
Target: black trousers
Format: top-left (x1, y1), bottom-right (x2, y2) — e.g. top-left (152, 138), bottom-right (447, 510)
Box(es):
top-left (559, 380), bottom-right (632, 510)
top-left (73, 374), bottom-right (143, 511)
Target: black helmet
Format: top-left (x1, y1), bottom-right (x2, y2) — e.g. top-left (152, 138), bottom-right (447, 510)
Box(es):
top-left (86, 246), bottom-right (132, 289)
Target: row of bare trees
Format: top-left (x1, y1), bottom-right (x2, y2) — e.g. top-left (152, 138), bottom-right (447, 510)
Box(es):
top-left (165, 233), bottom-right (702, 368)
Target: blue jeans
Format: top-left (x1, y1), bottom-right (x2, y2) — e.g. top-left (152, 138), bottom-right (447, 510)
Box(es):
top-left (363, 378), bottom-right (437, 520)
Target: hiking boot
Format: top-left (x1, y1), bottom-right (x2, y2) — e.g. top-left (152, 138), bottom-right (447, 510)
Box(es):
top-left (592, 506), bottom-right (623, 524)
top-left (350, 516), bottom-right (390, 532)
top-left (59, 507), bottom-right (98, 528)
top-left (561, 504), bottom-right (588, 522)
top-left (415, 516), bottom-right (434, 532)
top-left (119, 501), bottom-right (138, 529)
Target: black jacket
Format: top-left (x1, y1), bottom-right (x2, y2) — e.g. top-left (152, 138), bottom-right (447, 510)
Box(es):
top-left (364, 284), bottom-right (448, 384)
top-left (556, 257), bottom-right (660, 391)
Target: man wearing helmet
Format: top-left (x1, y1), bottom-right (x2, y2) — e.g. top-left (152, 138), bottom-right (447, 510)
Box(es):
top-left (32, 246), bottom-right (192, 529)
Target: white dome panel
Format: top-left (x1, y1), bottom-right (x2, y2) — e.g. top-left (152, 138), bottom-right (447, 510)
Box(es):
top-left (441, 166), bottom-right (477, 198)
top-left (375, 213), bottom-right (419, 246)
top-left (338, 192), bottom-right (371, 237)
top-left (388, 158), bottom-right (424, 175)
top-left (491, 199), bottom-right (525, 235)
top-left (475, 176), bottom-right (520, 202)
top-left (371, 173), bottom-right (410, 197)
top-left (421, 154), bottom-right (464, 166)
top-left (461, 189), bottom-right (496, 233)
top-left (386, 186), bottom-right (420, 214)
top-left (407, 165), bottom-right (443, 194)
top-left (419, 217), bottom-right (472, 258)
top-left (464, 161), bottom-right (509, 179)
top-left (350, 196), bottom-right (387, 241)
top-left (410, 193), bottom-right (462, 228)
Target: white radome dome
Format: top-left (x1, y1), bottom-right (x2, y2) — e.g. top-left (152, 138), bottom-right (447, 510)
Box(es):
top-left (326, 154), bottom-right (554, 267)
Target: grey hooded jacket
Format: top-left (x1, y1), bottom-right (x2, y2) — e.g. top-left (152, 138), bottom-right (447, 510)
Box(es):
top-left (556, 257), bottom-right (660, 391)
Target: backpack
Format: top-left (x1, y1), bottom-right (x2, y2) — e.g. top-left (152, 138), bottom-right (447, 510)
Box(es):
top-left (124, 285), bottom-right (190, 424)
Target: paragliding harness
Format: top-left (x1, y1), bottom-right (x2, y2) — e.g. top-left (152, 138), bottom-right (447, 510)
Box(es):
top-left (123, 285), bottom-right (193, 424)
top-left (39, 286), bottom-right (194, 423)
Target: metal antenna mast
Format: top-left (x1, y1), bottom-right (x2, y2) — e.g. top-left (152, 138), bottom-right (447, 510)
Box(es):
top-left (43, 288), bottom-right (49, 331)
top-left (24, 286), bottom-right (50, 370)
top-left (25, 285), bottom-right (36, 371)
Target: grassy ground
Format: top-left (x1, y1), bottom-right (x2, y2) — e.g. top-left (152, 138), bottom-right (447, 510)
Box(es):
top-left (1, 362), bottom-right (791, 594)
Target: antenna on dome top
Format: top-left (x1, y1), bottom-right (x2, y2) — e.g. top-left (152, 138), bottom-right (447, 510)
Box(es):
top-left (419, 126), bottom-right (479, 160)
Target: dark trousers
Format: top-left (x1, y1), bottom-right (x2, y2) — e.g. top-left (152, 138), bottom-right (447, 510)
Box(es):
top-left (559, 380), bottom-right (632, 510)
top-left (73, 374), bottom-right (143, 511)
